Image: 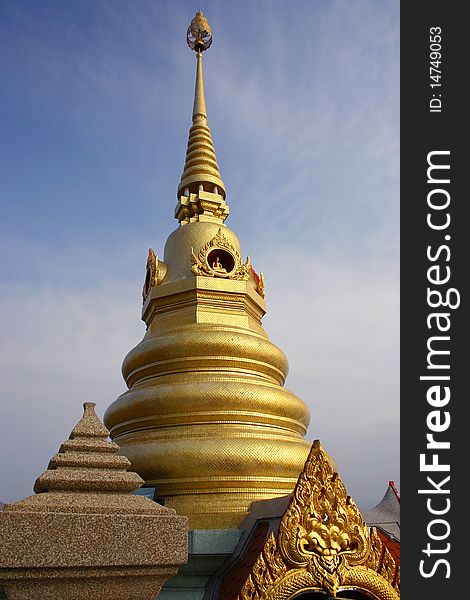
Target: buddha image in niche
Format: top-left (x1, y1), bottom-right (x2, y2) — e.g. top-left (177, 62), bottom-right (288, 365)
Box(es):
top-left (212, 255), bottom-right (226, 273)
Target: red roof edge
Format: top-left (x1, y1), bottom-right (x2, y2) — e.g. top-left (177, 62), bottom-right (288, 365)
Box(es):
top-left (389, 480), bottom-right (400, 503)
top-left (376, 528), bottom-right (400, 566)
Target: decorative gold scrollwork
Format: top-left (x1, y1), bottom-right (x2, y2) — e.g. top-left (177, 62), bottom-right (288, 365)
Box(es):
top-left (190, 228), bottom-right (251, 280)
top-left (278, 444), bottom-right (369, 596)
top-left (187, 11), bottom-right (212, 52)
top-left (256, 272), bottom-right (265, 298)
top-left (237, 441), bottom-right (400, 600)
top-left (142, 248), bottom-right (164, 301)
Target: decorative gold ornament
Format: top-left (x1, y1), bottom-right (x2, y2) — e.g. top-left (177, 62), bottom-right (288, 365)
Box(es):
top-left (277, 444), bottom-right (368, 596)
top-left (256, 272), bottom-right (265, 298)
top-left (187, 11), bottom-right (212, 52)
top-left (142, 248), bottom-right (165, 301)
top-left (175, 188), bottom-right (229, 225)
top-left (191, 228), bottom-right (251, 280)
top-left (238, 441), bottom-right (400, 600)
top-left (177, 10), bottom-right (227, 213)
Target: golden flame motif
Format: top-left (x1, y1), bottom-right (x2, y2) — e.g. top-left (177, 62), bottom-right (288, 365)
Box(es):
top-left (142, 248), bottom-right (167, 301)
top-left (256, 272), bottom-right (265, 298)
top-left (237, 441), bottom-right (400, 599)
top-left (142, 248), bottom-right (158, 300)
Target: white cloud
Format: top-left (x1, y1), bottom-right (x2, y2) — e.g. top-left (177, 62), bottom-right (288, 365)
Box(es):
top-left (259, 247), bottom-right (399, 507)
top-left (0, 280), bottom-right (144, 503)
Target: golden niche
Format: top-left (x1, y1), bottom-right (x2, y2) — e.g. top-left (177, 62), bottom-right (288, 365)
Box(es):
top-left (191, 228), bottom-right (251, 279)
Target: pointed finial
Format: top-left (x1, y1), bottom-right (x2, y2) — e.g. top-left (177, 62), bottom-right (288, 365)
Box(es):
top-left (187, 11), bottom-right (212, 52)
top-left (33, 402), bottom-right (144, 494)
top-left (69, 402), bottom-right (110, 439)
top-left (175, 11), bottom-right (228, 223)
top-left (187, 11), bottom-right (212, 120)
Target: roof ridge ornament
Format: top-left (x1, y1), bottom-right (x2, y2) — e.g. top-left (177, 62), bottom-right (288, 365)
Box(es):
top-left (237, 441), bottom-right (400, 599)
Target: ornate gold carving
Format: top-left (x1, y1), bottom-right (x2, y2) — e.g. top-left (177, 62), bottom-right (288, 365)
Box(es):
top-left (368, 528), bottom-right (400, 590)
top-left (237, 441), bottom-right (400, 600)
top-left (256, 272), bottom-right (265, 298)
top-left (239, 574), bottom-right (258, 600)
top-left (263, 533), bottom-right (287, 580)
top-left (176, 189), bottom-right (229, 224)
top-left (278, 443), bottom-right (368, 596)
top-left (191, 228), bottom-right (251, 280)
top-left (187, 11), bottom-right (212, 52)
top-left (142, 248), bottom-right (164, 301)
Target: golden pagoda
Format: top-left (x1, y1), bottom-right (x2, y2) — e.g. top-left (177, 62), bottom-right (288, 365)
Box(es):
top-left (104, 10), bottom-right (311, 530)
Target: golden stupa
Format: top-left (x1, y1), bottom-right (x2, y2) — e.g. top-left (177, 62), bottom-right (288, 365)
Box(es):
top-left (104, 11), bottom-right (311, 529)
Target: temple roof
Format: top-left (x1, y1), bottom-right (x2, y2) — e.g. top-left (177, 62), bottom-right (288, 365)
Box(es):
top-left (362, 481), bottom-right (400, 541)
top-left (203, 478), bottom-right (400, 599)
top-left (202, 444), bottom-right (400, 599)
top-left (377, 528), bottom-right (400, 567)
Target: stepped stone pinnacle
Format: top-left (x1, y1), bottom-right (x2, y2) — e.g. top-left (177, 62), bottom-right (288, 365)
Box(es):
top-left (32, 402), bottom-right (144, 499)
top-left (0, 403), bottom-right (188, 600)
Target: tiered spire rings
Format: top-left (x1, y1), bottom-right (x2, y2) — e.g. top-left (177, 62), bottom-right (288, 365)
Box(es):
top-left (176, 11), bottom-right (228, 224)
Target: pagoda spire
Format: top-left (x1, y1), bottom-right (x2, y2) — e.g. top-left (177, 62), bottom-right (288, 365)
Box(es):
top-left (192, 49), bottom-right (207, 120)
top-left (175, 11), bottom-right (228, 224)
top-left (104, 11), bottom-right (311, 530)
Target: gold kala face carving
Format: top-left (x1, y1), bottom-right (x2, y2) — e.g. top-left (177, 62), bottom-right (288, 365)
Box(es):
top-left (237, 441), bottom-right (400, 600)
top-left (277, 446), bottom-right (369, 597)
top-left (191, 228), bottom-right (251, 280)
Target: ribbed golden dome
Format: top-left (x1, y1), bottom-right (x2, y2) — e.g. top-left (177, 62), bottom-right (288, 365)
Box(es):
top-left (104, 12), bottom-right (311, 529)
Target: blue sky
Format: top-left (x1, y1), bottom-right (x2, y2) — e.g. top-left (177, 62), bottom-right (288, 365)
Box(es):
top-left (0, 0), bottom-right (399, 508)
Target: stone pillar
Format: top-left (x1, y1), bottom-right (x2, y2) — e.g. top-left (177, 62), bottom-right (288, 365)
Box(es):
top-left (0, 403), bottom-right (188, 600)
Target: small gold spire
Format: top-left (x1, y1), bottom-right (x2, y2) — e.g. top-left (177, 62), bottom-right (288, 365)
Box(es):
top-left (176, 11), bottom-right (227, 223)
top-left (192, 50), bottom-right (207, 121)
